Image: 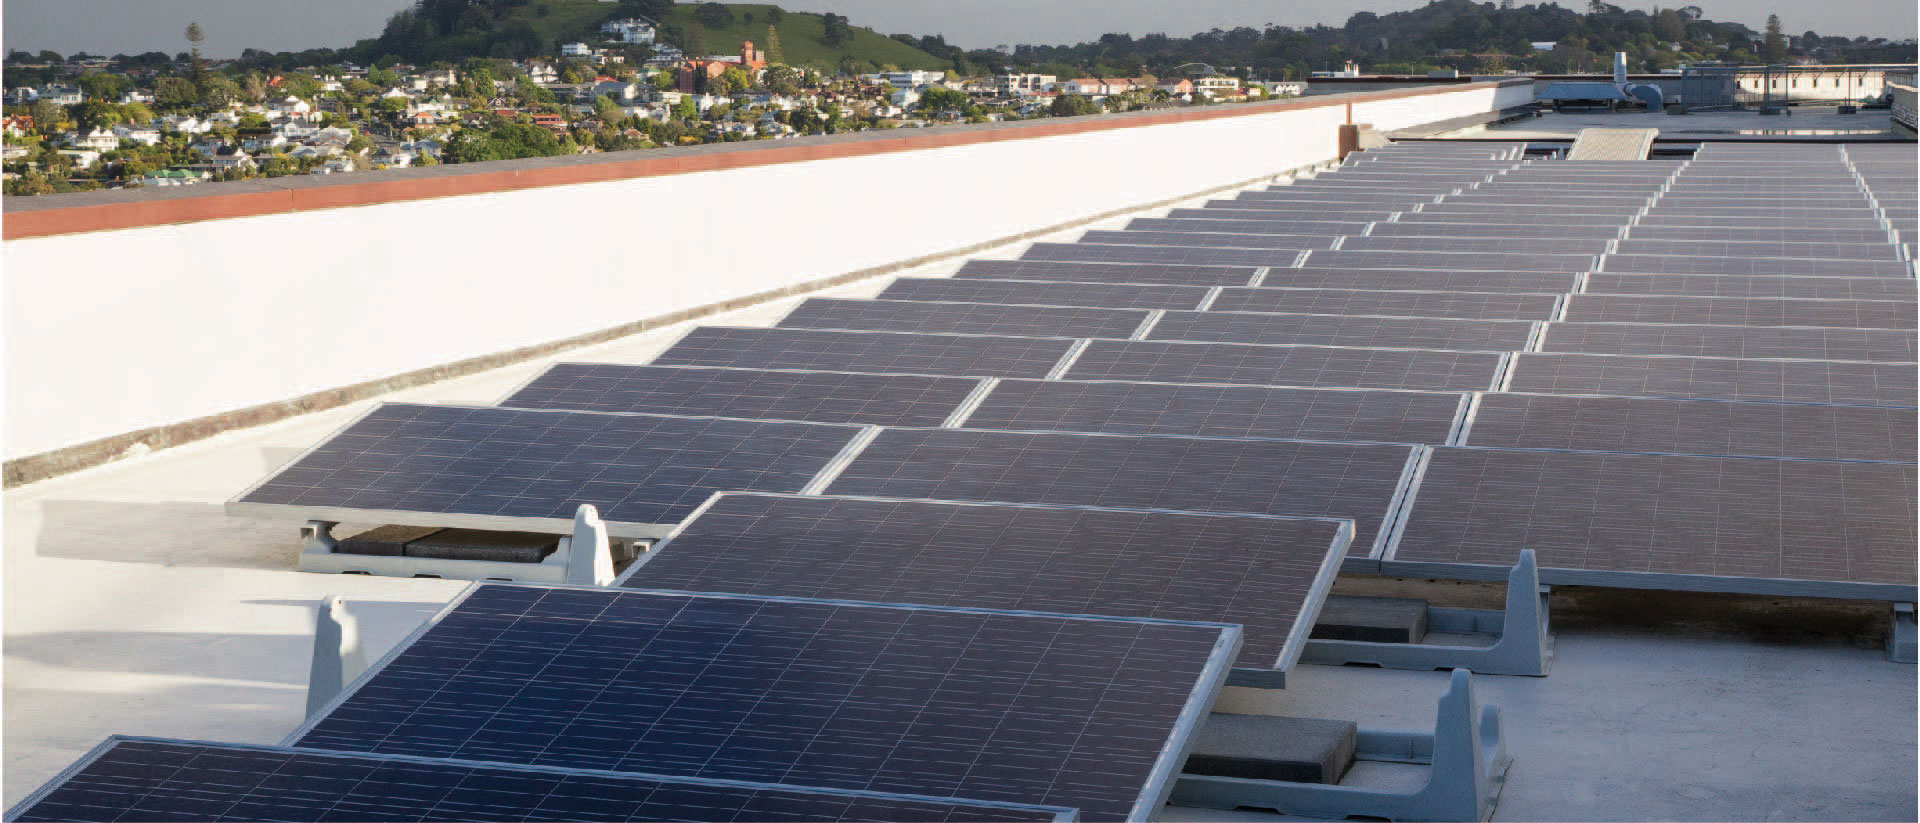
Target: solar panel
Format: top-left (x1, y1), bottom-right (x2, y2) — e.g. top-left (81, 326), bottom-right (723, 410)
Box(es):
top-left (500, 364), bottom-right (985, 427)
top-left (1462, 393), bottom-right (1918, 461)
top-left (1256, 268), bottom-right (1580, 294)
top-left (10, 738), bottom-right (1076, 823)
top-left (1303, 250), bottom-right (1595, 273)
top-left (1365, 222), bottom-right (1624, 240)
top-left (957, 260), bottom-right (1255, 287)
top-left (1337, 236), bottom-right (1611, 255)
top-left (878, 277), bottom-right (1209, 310)
top-left (1584, 273), bottom-right (1919, 302)
top-left (1504, 353), bottom-right (1918, 407)
top-left (1023, 243), bottom-right (1303, 268)
top-left (1210, 287), bottom-right (1561, 321)
top-left (1560, 295), bottom-right (1916, 330)
top-left (295, 585), bottom-right (1238, 821)
top-left (961, 379), bottom-right (1462, 444)
top-left (1601, 254), bottom-right (1910, 278)
top-left (1077, 230), bottom-right (1336, 250)
top-left (1197, 202), bottom-right (1396, 217)
top-left (777, 298), bottom-right (1150, 339)
top-left (823, 428), bottom-right (1417, 553)
top-left (1139, 215), bottom-right (1370, 235)
top-left (620, 493), bottom-right (1350, 675)
top-left (1538, 322), bottom-right (1917, 363)
top-left (228, 403), bottom-right (862, 538)
top-left (1385, 447), bottom-right (1918, 599)
top-left (1065, 340), bottom-right (1506, 392)
top-left (1147, 311), bottom-right (1536, 351)
top-left (653, 327), bottom-right (1077, 379)
top-left (1614, 239), bottom-right (1902, 262)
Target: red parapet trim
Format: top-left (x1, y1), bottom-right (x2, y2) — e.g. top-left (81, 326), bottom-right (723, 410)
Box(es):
top-left (2, 80), bottom-right (1524, 241)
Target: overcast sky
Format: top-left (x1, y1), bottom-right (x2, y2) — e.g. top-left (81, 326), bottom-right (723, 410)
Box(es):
top-left (5, 0), bottom-right (1914, 59)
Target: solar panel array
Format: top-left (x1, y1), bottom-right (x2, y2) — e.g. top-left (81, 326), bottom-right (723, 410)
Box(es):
top-left (96, 138), bottom-right (1904, 823)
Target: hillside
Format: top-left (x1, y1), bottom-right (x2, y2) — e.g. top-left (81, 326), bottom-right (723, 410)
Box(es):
top-left (658, 4), bottom-right (947, 70)
top-left (357, 0), bottom-right (945, 70)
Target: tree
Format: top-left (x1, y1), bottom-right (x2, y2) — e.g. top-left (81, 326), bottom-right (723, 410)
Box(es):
top-left (153, 76), bottom-right (197, 109)
top-left (240, 73), bottom-right (270, 103)
top-left (673, 95), bottom-right (698, 119)
top-left (122, 102), bottom-right (155, 124)
top-left (717, 67), bottom-right (752, 95)
top-left (77, 73), bottom-right (131, 102)
top-left (184, 22), bottom-right (206, 79)
top-left (695, 2), bottom-right (735, 28)
top-left (592, 94), bottom-right (622, 122)
top-left (1762, 14), bottom-right (1787, 63)
top-left (1653, 8), bottom-right (1687, 42)
top-left (766, 6), bottom-right (784, 24)
top-left (916, 86), bottom-right (969, 113)
top-left (765, 26), bottom-right (785, 64)
top-left (198, 76), bottom-right (241, 107)
top-left (1049, 93), bottom-right (1099, 117)
top-left (821, 13), bottom-right (853, 48)
top-left (517, 78), bottom-right (554, 105)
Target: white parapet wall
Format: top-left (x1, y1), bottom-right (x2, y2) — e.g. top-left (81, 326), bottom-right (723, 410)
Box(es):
top-left (2, 81), bottom-right (1530, 474)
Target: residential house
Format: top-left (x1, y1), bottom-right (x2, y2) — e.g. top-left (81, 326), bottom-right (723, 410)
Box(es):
top-left (2, 144), bottom-right (31, 161)
top-left (525, 62), bottom-right (559, 83)
top-left (1063, 78), bottom-right (1105, 96)
top-left (1270, 81), bottom-right (1307, 97)
top-left (317, 156), bottom-right (356, 175)
top-left (880, 70), bottom-right (945, 88)
top-left (890, 88), bottom-right (921, 107)
top-left (211, 146), bottom-right (254, 171)
top-left (160, 115), bottom-right (209, 134)
top-left (272, 96), bottom-right (318, 121)
top-left (6, 87), bottom-right (39, 105)
top-left (141, 168), bottom-right (212, 187)
top-left (527, 112), bottom-right (568, 134)
top-left (423, 68), bottom-right (458, 87)
top-left (592, 80), bottom-right (639, 102)
top-left (373, 145), bottom-right (417, 167)
top-left (318, 76), bottom-right (346, 93)
top-left (70, 128), bottom-right (120, 151)
top-left (206, 110), bottom-right (243, 128)
top-left (1100, 78), bottom-right (1143, 94)
top-left (38, 85), bottom-right (83, 105)
top-left (240, 133), bottom-right (288, 152)
top-left (380, 88), bottom-right (412, 102)
top-left (1194, 76), bottom-right (1241, 98)
top-left (120, 90), bottom-right (155, 104)
top-left (601, 18), bottom-right (657, 44)
top-left (646, 44), bottom-right (684, 63)
top-left (3, 115), bottom-right (33, 137)
top-left (1156, 78), bottom-right (1195, 97)
top-left (113, 124), bottom-right (162, 146)
top-left (274, 121), bottom-right (318, 142)
top-left (56, 148), bottom-right (100, 169)
top-left (543, 83), bottom-right (594, 101)
top-left (561, 43), bottom-right (593, 58)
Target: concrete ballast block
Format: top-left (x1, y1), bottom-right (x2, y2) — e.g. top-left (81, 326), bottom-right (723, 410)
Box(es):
top-left (1311, 594), bottom-right (1429, 644)
top-left (1184, 714), bottom-right (1358, 785)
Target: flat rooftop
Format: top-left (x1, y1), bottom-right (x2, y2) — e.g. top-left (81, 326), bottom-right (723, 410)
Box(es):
top-left (5, 138), bottom-right (1916, 821)
top-left (1470, 105), bottom-right (1909, 140)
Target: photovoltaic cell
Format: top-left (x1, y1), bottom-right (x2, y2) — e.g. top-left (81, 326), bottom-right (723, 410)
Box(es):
top-left (778, 298), bottom-right (1149, 339)
top-left (1076, 230), bottom-right (1335, 250)
top-left (1127, 217), bottom-right (1365, 236)
top-left (1464, 393), bottom-right (1918, 462)
top-left (1560, 295), bottom-right (1916, 330)
top-left (622, 493), bottom-right (1350, 672)
top-left (10, 739), bottom-right (1073, 823)
top-left (1388, 447), bottom-right (1918, 598)
top-left (295, 585), bottom-right (1236, 822)
top-left (1584, 273), bottom-right (1918, 302)
top-left (229, 404), bottom-right (860, 534)
top-left (1023, 243), bottom-right (1303, 268)
top-left (500, 364), bottom-right (983, 427)
top-left (1209, 288), bottom-right (1560, 321)
top-left (1338, 236), bottom-right (1611, 255)
top-left (653, 327), bottom-right (1077, 379)
top-left (1149, 311), bottom-right (1532, 351)
top-left (1602, 254), bottom-right (1911, 278)
top-left (878, 277), bottom-right (1209, 310)
top-left (824, 428), bottom-right (1415, 551)
top-left (1303, 249), bottom-right (1595, 273)
top-left (1066, 340), bottom-right (1505, 392)
top-left (1256, 269), bottom-right (1579, 294)
top-left (1364, 222), bottom-right (1624, 240)
top-left (1505, 353), bottom-right (1918, 407)
top-left (957, 260), bottom-right (1254, 287)
top-left (963, 379), bottom-right (1462, 444)
top-left (1539, 322), bottom-right (1917, 363)
top-left (1613, 239), bottom-right (1901, 262)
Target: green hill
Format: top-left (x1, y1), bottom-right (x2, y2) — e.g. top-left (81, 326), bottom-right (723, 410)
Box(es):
top-left (657, 4), bottom-right (947, 71)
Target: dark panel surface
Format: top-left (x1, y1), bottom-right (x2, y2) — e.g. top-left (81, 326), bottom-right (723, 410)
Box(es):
top-left (1211, 288), bottom-right (1560, 321)
top-left (1505, 353), bottom-right (1917, 407)
top-left (778, 298), bottom-right (1148, 339)
top-left (299, 585), bottom-right (1233, 821)
top-left (1129, 217), bottom-right (1367, 236)
top-left (880, 277), bottom-right (1208, 310)
top-left (1077, 230), bottom-right (1334, 250)
top-left (654, 327), bottom-right (1076, 379)
top-left (1024, 243), bottom-right (1302, 268)
top-left (626, 494), bottom-right (1348, 670)
top-left (1465, 394), bottom-right (1918, 461)
top-left (825, 428), bottom-right (1414, 549)
top-left (1584, 273), bottom-right (1918, 301)
top-left (501, 364), bottom-right (980, 427)
top-left (1256, 269), bottom-right (1579, 294)
top-left (1066, 340), bottom-right (1504, 392)
top-left (1391, 448), bottom-right (1918, 591)
top-left (957, 260), bottom-right (1254, 287)
top-left (1602, 254), bottom-right (1911, 278)
top-left (1149, 311), bottom-right (1532, 351)
top-left (13, 739), bottom-right (1070, 823)
top-left (1303, 249), bottom-right (1595, 273)
top-left (1539, 323), bottom-right (1917, 363)
top-left (234, 404), bottom-right (859, 527)
top-left (965, 379), bottom-right (1461, 444)
top-left (1561, 295), bottom-right (1916, 331)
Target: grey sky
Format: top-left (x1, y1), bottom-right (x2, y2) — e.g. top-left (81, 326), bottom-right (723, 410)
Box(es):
top-left (4, 0), bottom-right (1914, 59)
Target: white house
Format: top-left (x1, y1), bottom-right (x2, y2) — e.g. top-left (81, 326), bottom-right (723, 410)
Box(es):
top-left (38, 85), bottom-right (83, 105)
top-left (113, 124), bottom-right (162, 145)
top-left (141, 168), bottom-right (211, 186)
top-left (890, 88), bottom-right (921, 107)
top-left (525, 62), bottom-right (559, 83)
top-left (423, 68), bottom-right (458, 87)
top-left (600, 18), bottom-right (657, 44)
top-left (120, 90), bottom-right (155, 104)
top-left (55, 148), bottom-right (100, 169)
top-left (1194, 76), bottom-right (1241, 97)
top-left (881, 70), bottom-right (945, 88)
top-left (561, 42), bottom-right (593, 58)
top-left (161, 115), bottom-right (210, 134)
top-left (206, 110), bottom-right (243, 128)
top-left (70, 128), bottom-right (120, 151)
top-left (211, 146), bottom-right (253, 171)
